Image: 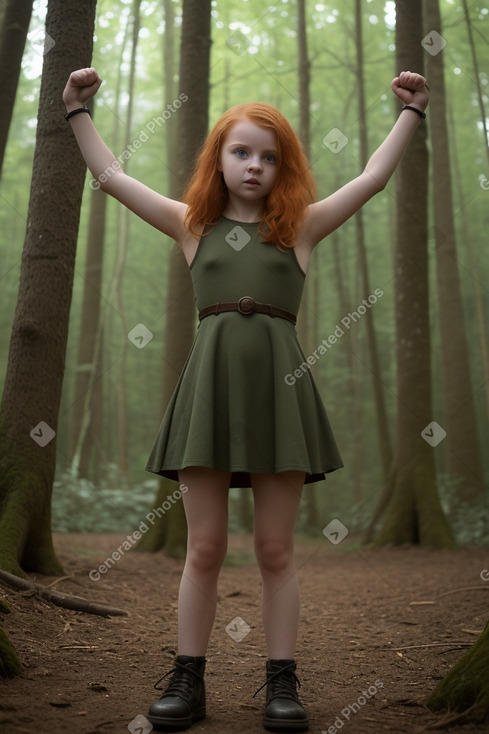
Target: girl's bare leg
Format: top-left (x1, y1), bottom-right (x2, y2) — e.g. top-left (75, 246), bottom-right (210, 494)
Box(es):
top-left (177, 467), bottom-right (231, 656)
top-left (251, 471), bottom-right (305, 659)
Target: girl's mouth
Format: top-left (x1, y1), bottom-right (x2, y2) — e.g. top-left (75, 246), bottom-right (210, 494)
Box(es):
top-left (245, 178), bottom-right (260, 186)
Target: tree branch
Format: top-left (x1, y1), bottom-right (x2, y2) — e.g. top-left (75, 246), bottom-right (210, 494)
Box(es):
top-left (0, 569), bottom-right (128, 617)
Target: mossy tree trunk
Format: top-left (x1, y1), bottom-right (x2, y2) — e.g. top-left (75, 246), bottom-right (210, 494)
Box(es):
top-left (372, 0), bottom-right (454, 548)
top-left (0, 0), bottom-right (97, 576)
top-left (427, 618), bottom-right (489, 723)
top-left (0, 599), bottom-right (21, 678)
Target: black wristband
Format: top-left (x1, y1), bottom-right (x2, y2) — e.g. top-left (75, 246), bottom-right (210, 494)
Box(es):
top-left (65, 106), bottom-right (91, 121)
top-left (401, 104), bottom-right (426, 120)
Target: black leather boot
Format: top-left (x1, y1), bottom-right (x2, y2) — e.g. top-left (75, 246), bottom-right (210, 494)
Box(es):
top-left (254, 659), bottom-right (309, 732)
top-left (147, 655), bottom-right (206, 731)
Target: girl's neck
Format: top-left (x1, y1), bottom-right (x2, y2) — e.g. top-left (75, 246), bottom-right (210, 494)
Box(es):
top-left (221, 199), bottom-right (264, 223)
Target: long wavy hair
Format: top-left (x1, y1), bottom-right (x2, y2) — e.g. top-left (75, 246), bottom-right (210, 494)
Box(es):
top-left (183, 102), bottom-right (317, 251)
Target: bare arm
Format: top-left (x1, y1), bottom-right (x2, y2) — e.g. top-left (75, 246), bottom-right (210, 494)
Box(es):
top-left (63, 67), bottom-right (189, 244)
top-left (300, 71), bottom-right (430, 248)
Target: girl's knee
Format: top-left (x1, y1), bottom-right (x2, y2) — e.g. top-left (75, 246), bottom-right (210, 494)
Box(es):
top-left (187, 536), bottom-right (227, 573)
top-left (254, 538), bottom-right (293, 575)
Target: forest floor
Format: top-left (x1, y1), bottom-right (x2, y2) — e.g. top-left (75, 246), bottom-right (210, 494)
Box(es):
top-left (1, 533), bottom-right (488, 734)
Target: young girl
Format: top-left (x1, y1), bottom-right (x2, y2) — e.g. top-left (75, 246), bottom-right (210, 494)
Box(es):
top-left (63, 68), bottom-right (429, 732)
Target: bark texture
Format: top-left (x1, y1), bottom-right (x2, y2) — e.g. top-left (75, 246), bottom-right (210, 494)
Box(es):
top-left (0, 0), bottom-right (97, 575)
top-left (373, 0), bottom-right (454, 548)
top-left (427, 617), bottom-right (489, 723)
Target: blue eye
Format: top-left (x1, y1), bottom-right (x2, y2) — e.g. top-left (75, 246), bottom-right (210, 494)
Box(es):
top-left (236, 149), bottom-right (248, 158)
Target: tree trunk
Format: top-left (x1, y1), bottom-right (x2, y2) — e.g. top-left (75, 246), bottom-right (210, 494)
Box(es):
top-left (427, 617), bottom-right (489, 723)
top-left (424, 0), bottom-right (483, 503)
top-left (0, 599), bottom-right (21, 678)
top-left (68, 21), bottom-right (130, 480)
top-left (68, 185), bottom-right (107, 480)
top-left (462, 0), bottom-right (489, 167)
top-left (0, 0), bottom-right (97, 576)
top-left (111, 0), bottom-right (142, 481)
top-left (0, 0), bottom-right (33, 178)
top-left (354, 0), bottom-right (392, 483)
top-left (297, 0), bottom-right (310, 161)
top-left (137, 0), bottom-right (211, 557)
top-left (163, 0), bottom-right (179, 195)
top-left (295, 0), bottom-right (314, 359)
top-left (447, 101), bottom-right (489, 436)
top-left (373, 0), bottom-right (454, 548)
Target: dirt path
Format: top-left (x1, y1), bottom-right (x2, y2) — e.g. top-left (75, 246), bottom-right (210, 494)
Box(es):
top-left (1, 534), bottom-right (488, 733)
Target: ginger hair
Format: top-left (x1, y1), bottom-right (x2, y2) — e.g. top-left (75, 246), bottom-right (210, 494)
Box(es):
top-left (183, 102), bottom-right (317, 251)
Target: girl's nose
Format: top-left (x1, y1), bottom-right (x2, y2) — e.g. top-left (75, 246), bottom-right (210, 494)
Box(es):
top-left (247, 158), bottom-right (262, 171)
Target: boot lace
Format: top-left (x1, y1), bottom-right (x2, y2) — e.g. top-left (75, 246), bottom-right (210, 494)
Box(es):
top-left (253, 662), bottom-right (301, 702)
top-left (153, 660), bottom-right (204, 702)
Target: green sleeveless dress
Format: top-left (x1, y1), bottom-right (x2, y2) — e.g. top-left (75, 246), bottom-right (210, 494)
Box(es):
top-left (145, 216), bottom-right (343, 487)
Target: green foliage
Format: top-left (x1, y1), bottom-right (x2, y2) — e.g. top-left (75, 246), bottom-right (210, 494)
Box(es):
top-left (439, 473), bottom-right (489, 546)
top-left (51, 470), bottom-right (160, 532)
top-left (1, 0), bottom-right (488, 534)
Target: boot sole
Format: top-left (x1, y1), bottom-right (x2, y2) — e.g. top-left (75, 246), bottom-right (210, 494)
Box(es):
top-left (147, 707), bottom-right (206, 731)
top-left (263, 715), bottom-right (309, 733)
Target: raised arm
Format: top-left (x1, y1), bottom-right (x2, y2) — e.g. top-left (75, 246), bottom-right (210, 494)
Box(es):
top-left (63, 67), bottom-right (189, 245)
top-left (300, 71), bottom-right (430, 248)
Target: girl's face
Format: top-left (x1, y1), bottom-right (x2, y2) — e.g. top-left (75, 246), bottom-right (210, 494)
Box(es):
top-left (218, 119), bottom-right (278, 208)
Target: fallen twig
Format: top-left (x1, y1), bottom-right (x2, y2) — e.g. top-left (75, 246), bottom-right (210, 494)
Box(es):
top-left (434, 586), bottom-right (489, 598)
top-left (392, 642), bottom-right (473, 650)
top-left (0, 569), bottom-right (128, 617)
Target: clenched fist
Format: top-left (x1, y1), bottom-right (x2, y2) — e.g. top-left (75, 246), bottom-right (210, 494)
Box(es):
top-left (391, 70), bottom-right (429, 111)
top-left (63, 67), bottom-right (103, 109)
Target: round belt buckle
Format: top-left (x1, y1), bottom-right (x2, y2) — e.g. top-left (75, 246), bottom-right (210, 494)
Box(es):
top-left (238, 296), bottom-right (255, 315)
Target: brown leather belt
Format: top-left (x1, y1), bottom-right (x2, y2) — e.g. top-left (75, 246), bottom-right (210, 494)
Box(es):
top-left (198, 296), bottom-right (296, 325)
